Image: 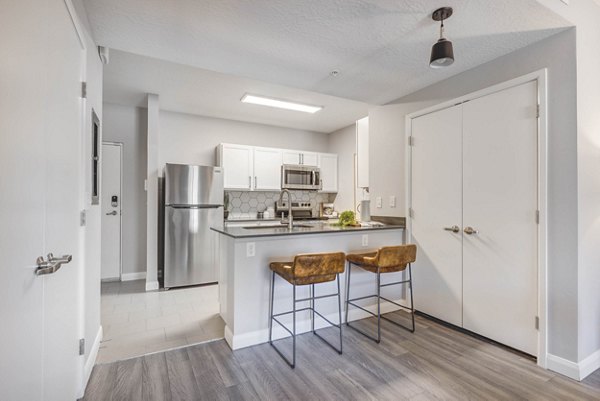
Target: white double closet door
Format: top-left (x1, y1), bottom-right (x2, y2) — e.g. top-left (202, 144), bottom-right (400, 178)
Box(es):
top-left (411, 81), bottom-right (539, 356)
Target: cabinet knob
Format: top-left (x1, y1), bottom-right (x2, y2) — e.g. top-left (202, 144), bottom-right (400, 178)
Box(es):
top-left (443, 225), bottom-right (460, 233)
top-left (464, 226), bottom-right (478, 235)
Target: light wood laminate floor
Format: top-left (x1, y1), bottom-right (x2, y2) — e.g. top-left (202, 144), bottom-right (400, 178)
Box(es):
top-left (100, 280), bottom-right (224, 363)
top-left (85, 311), bottom-right (600, 400)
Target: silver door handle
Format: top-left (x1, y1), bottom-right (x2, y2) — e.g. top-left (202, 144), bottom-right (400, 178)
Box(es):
top-left (35, 254), bottom-right (72, 276)
top-left (249, 176), bottom-right (252, 189)
top-left (443, 225), bottom-right (460, 233)
top-left (255, 176), bottom-right (257, 188)
top-left (106, 211), bottom-right (118, 216)
top-left (464, 226), bottom-right (478, 235)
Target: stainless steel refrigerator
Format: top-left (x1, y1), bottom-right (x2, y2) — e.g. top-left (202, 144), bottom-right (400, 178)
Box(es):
top-left (164, 163), bottom-right (224, 288)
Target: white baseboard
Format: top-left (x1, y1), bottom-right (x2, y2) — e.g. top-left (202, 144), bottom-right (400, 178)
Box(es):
top-left (225, 298), bottom-right (407, 350)
top-left (547, 349), bottom-right (600, 381)
top-left (580, 348), bottom-right (600, 380)
top-left (121, 272), bottom-right (146, 281)
top-left (80, 325), bottom-right (103, 398)
top-left (145, 280), bottom-right (159, 291)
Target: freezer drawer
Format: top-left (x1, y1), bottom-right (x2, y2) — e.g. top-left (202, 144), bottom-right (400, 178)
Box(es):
top-left (164, 206), bottom-right (222, 288)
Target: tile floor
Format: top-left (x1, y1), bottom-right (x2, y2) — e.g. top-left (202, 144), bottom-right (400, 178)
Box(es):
top-left (98, 280), bottom-right (224, 364)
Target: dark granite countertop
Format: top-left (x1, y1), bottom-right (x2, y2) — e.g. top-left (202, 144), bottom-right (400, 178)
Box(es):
top-left (211, 221), bottom-right (405, 239)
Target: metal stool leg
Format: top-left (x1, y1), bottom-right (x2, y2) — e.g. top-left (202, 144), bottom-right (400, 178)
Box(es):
top-left (344, 262), bottom-right (351, 326)
top-left (408, 263), bottom-right (415, 332)
top-left (292, 283), bottom-right (296, 368)
top-left (269, 271), bottom-right (275, 344)
top-left (337, 273), bottom-right (343, 354)
top-left (376, 268), bottom-right (381, 343)
top-left (311, 283), bottom-right (315, 334)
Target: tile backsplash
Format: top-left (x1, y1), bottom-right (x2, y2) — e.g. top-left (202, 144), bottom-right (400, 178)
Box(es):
top-left (226, 190), bottom-right (335, 219)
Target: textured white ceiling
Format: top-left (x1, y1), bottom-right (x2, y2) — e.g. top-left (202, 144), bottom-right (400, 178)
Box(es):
top-left (84, 0), bottom-right (570, 104)
top-left (103, 50), bottom-right (369, 133)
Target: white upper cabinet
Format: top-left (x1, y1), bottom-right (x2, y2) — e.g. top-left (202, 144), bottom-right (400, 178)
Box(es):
top-left (217, 144), bottom-right (253, 190)
top-left (282, 150), bottom-right (318, 166)
top-left (356, 116), bottom-right (369, 188)
top-left (253, 147), bottom-right (282, 191)
top-left (318, 153), bottom-right (338, 193)
top-left (218, 144), bottom-right (337, 192)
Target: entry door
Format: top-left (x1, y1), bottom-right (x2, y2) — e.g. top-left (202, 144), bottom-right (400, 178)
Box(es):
top-left (101, 143), bottom-right (122, 280)
top-left (462, 81), bottom-right (538, 355)
top-left (411, 105), bottom-right (463, 327)
top-left (0, 1), bottom-right (84, 400)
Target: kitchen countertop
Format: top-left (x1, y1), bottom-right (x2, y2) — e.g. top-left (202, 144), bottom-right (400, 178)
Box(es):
top-left (211, 221), bottom-right (405, 239)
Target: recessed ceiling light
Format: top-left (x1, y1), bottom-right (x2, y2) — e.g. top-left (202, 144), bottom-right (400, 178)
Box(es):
top-left (240, 94), bottom-right (323, 113)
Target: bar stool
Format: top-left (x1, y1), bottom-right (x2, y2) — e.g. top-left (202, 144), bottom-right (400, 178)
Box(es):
top-left (269, 252), bottom-right (346, 368)
top-left (345, 244), bottom-right (417, 343)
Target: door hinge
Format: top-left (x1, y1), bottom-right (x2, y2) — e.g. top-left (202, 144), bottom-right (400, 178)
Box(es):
top-left (81, 82), bottom-right (87, 99)
top-left (408, 136), bottom-right (415, 146)
top-left (535, 316), bottom-right (539, 330)
top-left (79, 338), bottom-right (85, 355)
top-left (535, 210), bottom-right (540, 224)
top-left (408, 207), bottom-right (414, 218)
top-left (536, 104), bottom-right (540, 118)
top-left (80, 210), bottom-right (87, 227)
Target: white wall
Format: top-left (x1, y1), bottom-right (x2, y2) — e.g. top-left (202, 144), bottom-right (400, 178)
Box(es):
top-left (158, 110), bottom-right (330, 172)
top-left (102, 104), bottom-right (148, 275)
top-left (327, 124), bottom-right (355, 213)
top-left (535, 0), bottom-right (600, 371)
top-left (370, 29), bottom-right (579, 363)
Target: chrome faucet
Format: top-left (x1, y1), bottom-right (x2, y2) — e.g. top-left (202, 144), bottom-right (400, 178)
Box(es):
top-left (278, 189), bottom-right (293, 230)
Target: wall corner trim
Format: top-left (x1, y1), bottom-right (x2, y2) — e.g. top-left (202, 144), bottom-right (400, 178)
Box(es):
top-left (547, 349), bottom-right (600, 381)
top-left (80, 325), bottom-right (103, 398)
top-left (145, 281), bottom-right (159, 292)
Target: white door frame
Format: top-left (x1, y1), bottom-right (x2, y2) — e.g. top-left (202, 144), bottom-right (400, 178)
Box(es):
top-left (405, 69), bottom-right (548, 368)
top-left (102, 141), bottom-right (124, 281)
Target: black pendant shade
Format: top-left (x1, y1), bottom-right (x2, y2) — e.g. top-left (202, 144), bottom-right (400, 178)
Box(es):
top-left (430, 38), bottom-right (454, 68)
top-left (430, 7), bottom-right (454, 68)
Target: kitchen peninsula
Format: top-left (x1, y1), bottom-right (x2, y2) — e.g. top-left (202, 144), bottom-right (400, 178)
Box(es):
top-left (211, 221), bottom-right (406, 350)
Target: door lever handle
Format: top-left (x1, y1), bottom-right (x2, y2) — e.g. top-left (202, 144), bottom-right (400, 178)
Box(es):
top-left (464, 226), bottom-right (478, 235)
top-left (443, 225), bottom-right (460, 233)
top-left (106, 211), bottom-right (118, 216)
top-left (35, 254), bottom-right (72, 276)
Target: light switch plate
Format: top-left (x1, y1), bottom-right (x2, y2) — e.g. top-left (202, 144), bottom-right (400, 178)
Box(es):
top-left (376, 197), bottom-right (382, 208)
top-left (362, 234), bottom-right (368, 246)
top-left (246, 242), bottom-right (256, 257)
top-left (389, 195), bottom-right (396, 208)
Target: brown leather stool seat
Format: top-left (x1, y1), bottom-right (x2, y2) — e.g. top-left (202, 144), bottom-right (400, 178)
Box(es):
top-left (345, 245), bottom-right (417, 343)
top-left (269, 252), bottom-right (345, 368)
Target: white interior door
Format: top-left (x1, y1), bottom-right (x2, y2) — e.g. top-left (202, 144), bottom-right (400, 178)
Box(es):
top-left (411, 105), bottom-right (464, 327)
top-left (462, 81), bottom-right (538, 355)
top-left (101, 143), bottom-right (122, 280)
top-left (0, 1), bottom-right (84, 400)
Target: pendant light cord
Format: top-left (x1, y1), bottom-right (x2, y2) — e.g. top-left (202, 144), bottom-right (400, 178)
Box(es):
top-left (440, 18), bottom-right (445, 39)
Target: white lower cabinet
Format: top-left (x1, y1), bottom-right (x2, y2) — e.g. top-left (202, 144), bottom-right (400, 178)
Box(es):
top-left (318, 153), bottom-right (338, 193)
top-left (411, 81), bottom-right (539, 356)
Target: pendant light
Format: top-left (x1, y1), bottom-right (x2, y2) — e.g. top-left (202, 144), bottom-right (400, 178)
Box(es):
top-left (430, 7), bottom-right (454, 68)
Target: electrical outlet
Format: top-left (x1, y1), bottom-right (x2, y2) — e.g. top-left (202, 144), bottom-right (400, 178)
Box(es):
top-left (246, 242), bottom-right (255, 257)
top-left (362, 234), bottom-right (368, 246)
top-left (376, 197), bottom-right (382, 208)
top-left (389, 195), bottom-right (396, 208)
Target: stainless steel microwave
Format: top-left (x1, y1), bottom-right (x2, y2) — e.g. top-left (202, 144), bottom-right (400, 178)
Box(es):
top-left (281, 164), bottom-right (322, 191)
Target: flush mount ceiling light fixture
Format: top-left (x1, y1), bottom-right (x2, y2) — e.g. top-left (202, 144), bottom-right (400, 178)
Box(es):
top-left (240, 94), bottom-right (323, 113)
top-left (430, 7), bottom-right (455, 68)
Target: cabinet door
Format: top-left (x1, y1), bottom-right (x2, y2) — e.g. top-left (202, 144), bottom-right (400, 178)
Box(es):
top-left (411, 104), bottom-right (463, 327)
top-left (301, 152), bottom-right (318, 166)
top-left (219, 144), bottom-right (253, 190)
top-left (318, 153), bottom-right (338, 193)
top-left (282, 151), bottom-right (301, 165)
top-left (253, 147), bottom-right (282, 190)
top-left (462, 81), bottom-right (538, 355)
